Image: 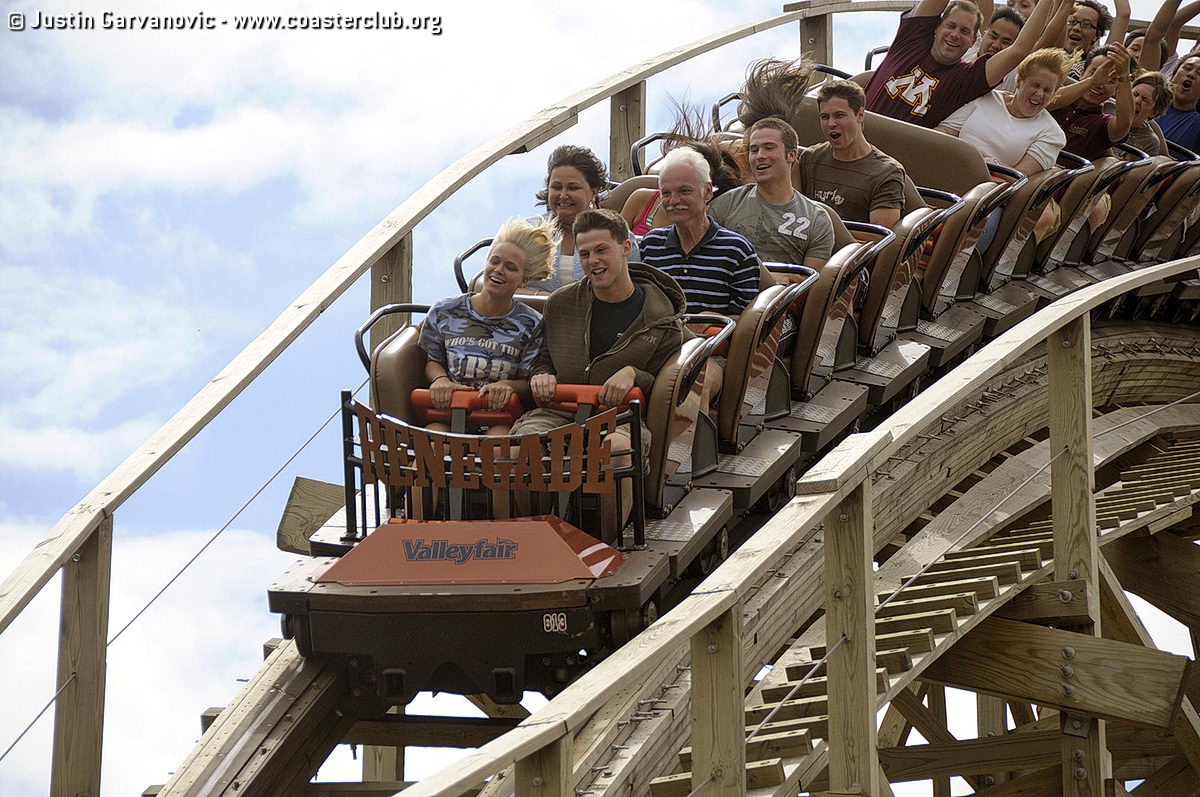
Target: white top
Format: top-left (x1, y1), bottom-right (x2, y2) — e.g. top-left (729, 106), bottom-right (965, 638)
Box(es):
top-left (556, 253), bottom-right (576, 284)
top-left (940, 89), bottom-right (1066, 171)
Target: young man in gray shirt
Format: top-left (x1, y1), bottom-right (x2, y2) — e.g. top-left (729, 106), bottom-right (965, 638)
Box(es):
top-left (709, 117), bottom-right (836, 270)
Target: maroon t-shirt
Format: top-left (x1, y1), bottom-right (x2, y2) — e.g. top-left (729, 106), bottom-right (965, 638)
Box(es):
top-left (1051, 103), bottom-right (1116, 161)
top-left (865, 14), bottom-right (995, 128)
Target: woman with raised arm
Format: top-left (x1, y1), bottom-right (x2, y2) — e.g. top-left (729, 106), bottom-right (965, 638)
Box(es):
top-left (938, 48), bottom-right (1071, 176)
top-left (419, 217), bottom-right (558, 435)
top-left (1138, 0), bottom-right (1200, 74)
top-left (527, 145), bottom-right (639, 292)
top-left (938, 48), bottom-right (1071, 250)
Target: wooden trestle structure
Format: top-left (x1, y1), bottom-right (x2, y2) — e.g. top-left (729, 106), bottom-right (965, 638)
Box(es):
top-left (152, 276), bottom-right (1200, 797)
top-left (5, 2), bottom-right (1200, 797)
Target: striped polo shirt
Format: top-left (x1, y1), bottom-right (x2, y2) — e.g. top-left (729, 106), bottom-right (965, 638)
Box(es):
top-left (639, 218), bottom-right (761, 315)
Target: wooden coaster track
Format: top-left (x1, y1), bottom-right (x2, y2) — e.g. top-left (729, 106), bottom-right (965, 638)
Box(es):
top-left (149, 309), bottom-right (1200, 796)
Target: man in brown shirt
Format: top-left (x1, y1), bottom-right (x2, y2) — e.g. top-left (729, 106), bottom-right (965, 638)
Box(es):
top-left (800, 80), bottom-right (907, 228)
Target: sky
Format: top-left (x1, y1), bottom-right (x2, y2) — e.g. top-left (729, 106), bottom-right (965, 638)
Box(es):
top-left (0, 0), bottom-right (1189, 795)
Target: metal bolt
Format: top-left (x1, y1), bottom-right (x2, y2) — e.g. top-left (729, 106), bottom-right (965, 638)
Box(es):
top-left (1062, 339), bottom-right (1071, 347)
top-left (1068, 568), bottom-right (1080, 579)
top-left (379, 274), bottom-right (390, 283)
top-left (707, 642), bottom-right (718, 654)
top-left (982, 776), bottom-right (996, 787)
top-left (1058, 590), bottom-right (1074, 603)
top-left (1072, 719), bottom-right (1083, 731)
top-left (1073, 748), bottom-right (1086, 762)
top-left (1062, 646), bottom-right (1076, 659)
top-left (1064, 685), bottom-right (1076, 697)
top-left (1060, 665), bottom-right (1074, 678)
top-left (1074, 767), bottom-right (1088, 781)
top-left (839, 512), bottom-right (848, 521)
top-left (71, 553), bottom-right (82, 562)
top-left (532, 777), bottom-right (544, 786)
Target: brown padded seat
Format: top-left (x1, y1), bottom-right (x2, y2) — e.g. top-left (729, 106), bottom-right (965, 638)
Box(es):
top-left (601, 175), bottom-right (659, 213)
top-left (979, 167), bottom-right (1069, 288)
top-left (644, 336), bottom-right (711, 511)
top-left (858, 203), bottom-right (943, 354)
top-left (788, 96), bottom-right (990, 197)
top-left (1130, 161), bottom-right (1200, 262)
top-left (789, 241), bottom-right (869, 398)
top-left (368, 314), bottom-right (708, 516)
top-left (715, 283), bottom-right (801, 444)
top-left (371, 325), bottom-right (425, 423)
top-left (1086, 156), bottom-right (1180, 264)
top-left (1038, 156), bottom-right (1128, 268)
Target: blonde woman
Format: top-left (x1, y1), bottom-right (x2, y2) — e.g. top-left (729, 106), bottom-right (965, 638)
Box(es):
top-left (419, 217), bottom-right (559, 434)
top-left (939, 48), bottom-right (1073, 248)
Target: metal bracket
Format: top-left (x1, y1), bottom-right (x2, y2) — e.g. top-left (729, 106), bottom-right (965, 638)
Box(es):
top-left (1062, 711), bottom-right (1092, 738)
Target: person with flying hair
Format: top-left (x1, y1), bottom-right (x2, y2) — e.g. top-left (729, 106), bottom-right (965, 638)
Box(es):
top-left (419, 217), bottom-right (558, 435)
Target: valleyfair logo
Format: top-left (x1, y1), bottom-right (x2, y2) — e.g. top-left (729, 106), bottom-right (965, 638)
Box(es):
top-left (402, 538), bottom-right (519, 565)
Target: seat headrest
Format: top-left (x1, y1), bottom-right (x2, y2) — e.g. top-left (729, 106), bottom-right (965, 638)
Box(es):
top-left (789, 96), bottom-right (991, 195)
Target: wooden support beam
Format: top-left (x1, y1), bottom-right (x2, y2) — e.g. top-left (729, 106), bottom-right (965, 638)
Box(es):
top-left (466, 693), bottom-right (530, 720)
top-left (363, 706), bottom-right (403, 783)
top-left (515, 734), bottom-right (571, 797)
top-left (921, 617), bottom-right (1191, 729)
top-left (927, 686), bottom-right (951, 796)
top-left (304, 783), bottom-right (415, 796)
top-left (51, 516), bottom-right (112, 797)
top-left (799, 2), bottom-right (834, 66)
top-left (368, 232), bottom-right (413, 354)
top-left (889, 688), bottom-right (982, 791)
top-left (1048, 314), bottom-right (1108, 797)
top-left (877, 725), bottom-right (1181, 783)
top-left (609, 81), bottom-right (646, 183)
top-left (1104, 532), bottom-right (1200, 629)
top-left (880, 730), bottom-right (1056, 782)
top-left (1048, 315), bottom-right (1099, 623)
top-left (1128, 753), bottom-right (1200, 795)
top-left (995, 579), bottom-right (1092, 625)
top-left (825, 482), bottom-right (879, 795)
top-left (345, 715), bottom-right (521, 748)
top-left (690, 606), bottom-right (745, 797)
top-left (978, 694), bottom-right (1010, 786)
top-left (970, 766), bottom-right (1059, 796)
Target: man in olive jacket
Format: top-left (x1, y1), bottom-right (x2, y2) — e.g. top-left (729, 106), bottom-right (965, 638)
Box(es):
top-left (510, 208), bottom-right (687, 525)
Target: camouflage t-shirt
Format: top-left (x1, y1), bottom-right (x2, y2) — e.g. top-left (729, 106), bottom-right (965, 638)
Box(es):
top-left (418, 294), bottom-right (543, 388)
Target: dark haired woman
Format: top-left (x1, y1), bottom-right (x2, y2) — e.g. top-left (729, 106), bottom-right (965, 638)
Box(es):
top-left (527, 144), bottom-right (640, 292)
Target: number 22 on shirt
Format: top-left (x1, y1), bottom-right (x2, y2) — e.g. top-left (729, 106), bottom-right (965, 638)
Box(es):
top-left (777, 212), bottom-right (810, 240)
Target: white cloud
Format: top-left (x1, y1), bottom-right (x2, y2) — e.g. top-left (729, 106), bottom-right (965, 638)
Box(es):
top-left (0, 522), bottom-right (293, 796)
top-left (0, 265), bottom-right (211, 478)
